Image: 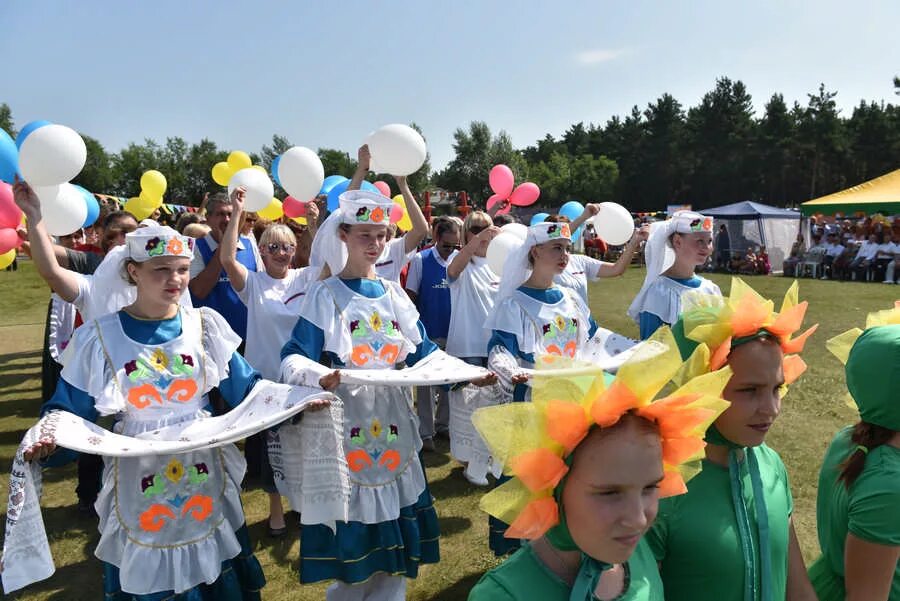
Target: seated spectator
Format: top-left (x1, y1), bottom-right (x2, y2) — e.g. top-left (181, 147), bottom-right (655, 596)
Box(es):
top-left (737, 247), bottom-right (758, 275)
top-left (849, 234), bottom-right (880, 280)
top-left (820, 233), bottom-right (846, 280)
top-left (755, 246), bottom-right (771, 275)
top-left (782, 233), bottom-right (805, 276)
top-left (873, 233), bottom-right (899, 282)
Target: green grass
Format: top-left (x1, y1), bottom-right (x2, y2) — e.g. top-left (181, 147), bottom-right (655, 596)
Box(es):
top-left (0, 261), bottom-right (896, 600)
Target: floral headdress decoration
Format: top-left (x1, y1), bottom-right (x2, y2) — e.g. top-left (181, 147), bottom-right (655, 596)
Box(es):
top-left (472, 327), bottom-right (731, 541)
top-left (125, 225), bottom-right (194, 262)
top-left (675, 278), bottom-right (817, 388)
top-left (826, 301), bottom-right (900, 429)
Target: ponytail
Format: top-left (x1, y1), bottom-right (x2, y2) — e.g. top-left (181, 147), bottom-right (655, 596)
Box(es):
top-left (838, 421), bottom-right (896, 488)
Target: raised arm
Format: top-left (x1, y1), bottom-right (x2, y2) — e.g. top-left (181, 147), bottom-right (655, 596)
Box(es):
top-left (448, 225), bottom-right (499, 280)
top-left (395, 175), bottom-right (428, 253)
top-left (348, 145), bottom-right (370, 192)
top-left (569, 203), bottom-right (600, 232)
top-left (219, 187), bottom-right (249, 293)
top-left (13, 178), bottom-right (81, 302)
top-left (596, 224), bottom-right (649, 277)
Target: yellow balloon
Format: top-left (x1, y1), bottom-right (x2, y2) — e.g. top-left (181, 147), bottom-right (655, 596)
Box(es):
top-left (0, 248), bottom-right (15, 269)
top-left (250, 165), bottom-right (267, 175)
top-left (139, 190), bottom-right (162, 209)
top-left (125, 197), bottom-right (154, 221)
top-left (227, 150), bottom-right (252, 172)
top-left (212, 162), bottom-right (233, 186)
top-left (140, 170), bottom-right (167, 197)
top-left (392, 194), bottom-right (412, 232)
top-left (257, 198), bottom-right (284, 221)
top-left (291, 216), bottom-right (308, 226)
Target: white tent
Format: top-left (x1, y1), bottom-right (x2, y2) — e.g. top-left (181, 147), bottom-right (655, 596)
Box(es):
top-left (703, 201), bottom-right (801, 274)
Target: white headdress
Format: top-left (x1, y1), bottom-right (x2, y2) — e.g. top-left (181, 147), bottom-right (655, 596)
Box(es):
top-left (496, 221), bottom-right (572, 302)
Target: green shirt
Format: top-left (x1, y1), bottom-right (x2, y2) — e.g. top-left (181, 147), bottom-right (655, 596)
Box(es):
top-left (645, 444), bottom-right (793, 601)
top-left (468, 539), bottom-right (663, 601)
top-left (809, 426), bottom-right (900, 600)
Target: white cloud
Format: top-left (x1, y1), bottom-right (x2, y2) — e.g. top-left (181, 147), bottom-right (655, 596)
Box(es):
top-left (575, 48), bottom-right (627, 65)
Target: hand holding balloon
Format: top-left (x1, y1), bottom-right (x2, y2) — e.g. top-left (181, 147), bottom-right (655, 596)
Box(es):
top-left (12, 176), bottom-right (42, 221)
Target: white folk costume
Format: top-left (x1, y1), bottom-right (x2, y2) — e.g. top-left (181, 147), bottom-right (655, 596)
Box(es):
top-left (446, 253), bottom-right (503, 485)
top-left (627, 211), bottom-right (720, 340)
top-left (482, 221), bottom-right (596, 556)
top-left (277, 191), bottom-right (488, 600)
top-left (1, 227), bottom-right (349, 599)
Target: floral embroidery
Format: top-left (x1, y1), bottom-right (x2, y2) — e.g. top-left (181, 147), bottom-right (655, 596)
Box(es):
top-left (182, 495), bottom-right (213, 521)
top-left (166, 238), bottom-right (184, 255)
top-left (554, 316), bottom-right (566, 332)
top-left (188, 463), bottom-right (208, 484)
top-left (385, 320), bottom-right (400, 336)
top-left (150, 349), bottom-right (169, 371)
top-left (128, 383), bottom-right (162, 409)
top-left (378, 449), bottom-right (401, 471)
top-left (350, 427), bottom-right (366, 446)
top-left (350, 344), bottom-right (374, 366)
top-left (355, 207), bottom-right (370, 222)
top-left (370, 419), bottom-right (382, 439)
top-left (387, 424), bottom-right (399, 442)
top-left (370, 311), bottom-right (383, 332)
top-left (370, 207), bottom-right (385, 223)
top-left (139, 504), bottom-right (176, 532)
top-left (145, 237), bottom-right (165, 257)
top-left (164, 458), bottom-right (185, 483)
top-left (379, 344), bottom-right (400, 364)
top-left (346, 449), bottom-right (374, 472)
top-left (125, 358), bottom-right (154, 382)
top-left (171, 353), bottom-right (194, 376)
top-left (142, 474), bottom-right (166, 498)
top-left (166, 379), bottom-right (198, 403)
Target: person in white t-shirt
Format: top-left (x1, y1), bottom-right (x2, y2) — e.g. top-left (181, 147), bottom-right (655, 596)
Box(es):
top-left (849, 234), bottom-right (880, 280)
top-left (346, 144), bottom-right (429, 282)
top-left (445, 211), bottom-right (503, 484)
top-left (551, 203), bottom-right (649, 305)
top-left (878, 234), bottom-right (900, 283)
top-left (221, 187), bottom-right (321, 538)
top-left (820, 233), bottom-right (846, 280)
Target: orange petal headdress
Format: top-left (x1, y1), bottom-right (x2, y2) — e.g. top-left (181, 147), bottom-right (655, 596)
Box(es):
top-left (679, 277), bottom-right (817, 386)
top-left (472, 327), bottom-right (731, 541)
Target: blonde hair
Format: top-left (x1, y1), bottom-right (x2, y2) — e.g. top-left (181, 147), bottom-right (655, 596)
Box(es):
top-left (259, 223), bottom-right (297, 248)
top-left (463, 211), bottom-right (492, 243)
top-left (182, 223), bottom-right (211, 239)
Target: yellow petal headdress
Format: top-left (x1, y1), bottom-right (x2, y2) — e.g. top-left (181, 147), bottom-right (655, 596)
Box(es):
top-left (472, 327), bottom-right (731, 541)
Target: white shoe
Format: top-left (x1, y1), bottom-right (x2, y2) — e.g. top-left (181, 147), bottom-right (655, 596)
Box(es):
top-left (464, 469), bottom-right (489, 487)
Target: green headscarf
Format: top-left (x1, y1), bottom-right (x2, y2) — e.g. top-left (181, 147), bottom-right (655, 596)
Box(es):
top-left (846, 324), bottom-right (900, 431)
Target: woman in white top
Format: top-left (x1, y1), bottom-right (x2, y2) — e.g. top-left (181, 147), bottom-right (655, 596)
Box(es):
top-left (553, 204), bottom-right (648, 305)
top-left (445, 211), bottom-right (503, 485)
top-left (221, 188), bottom-right (320, 537)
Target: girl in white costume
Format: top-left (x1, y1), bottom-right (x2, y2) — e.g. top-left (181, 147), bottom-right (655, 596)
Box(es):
top-left (221, 188), bottom-right (320, 536)
top-left (14, 179), bottom-right (334, 600)
top-left (483, 219), bottom-right (598, 555)
top-left (627, 211), bottom-right (721, 340)
top-left (279, 190), bottom-right (489, 601)
top-left (445, 211), bottom-right (503, 486)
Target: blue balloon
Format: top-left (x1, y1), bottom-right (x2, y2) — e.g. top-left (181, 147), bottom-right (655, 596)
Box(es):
top-left (326, 179), bottom-right (379, 212)
top-left (571, 224), bottom-right (585, 243)
top-left (15, 120), bottom-right (51, 150)
top-left (0, 129), bottom-right (18, 183)
top-left (320, 174), bottom-right (348, 196)
top-left (559, 200), bottom-right (584, 222)
top-left (270, 156), bottom-right (282, 187)
top-left (529, 212), bottom-right (550, 226)
top-left (73, 185), bottom-right (100, 227)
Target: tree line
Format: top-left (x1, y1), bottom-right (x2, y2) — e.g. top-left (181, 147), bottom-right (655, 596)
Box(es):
top-left (2, 75), bottom-right (898, 211)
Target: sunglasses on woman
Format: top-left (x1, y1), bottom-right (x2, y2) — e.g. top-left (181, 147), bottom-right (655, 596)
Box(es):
top-left (265, 243), bottom-right (296, 254)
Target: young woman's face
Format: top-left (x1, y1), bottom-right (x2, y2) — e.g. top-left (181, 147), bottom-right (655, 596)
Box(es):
top-left (260, 237), bottom-right (296, 273)
top-left (673, 232), bottom-right (713, 267)
top-left (531, 239), bottom-right (571, 275)
top-left (715, 340), bottom-right (785, 447)
top-left (561, 422), bottom-right (664, 565)
top-left (129, 256), bottom-right (191, 305)
top-left (340, 224), bottom-right (389, 265)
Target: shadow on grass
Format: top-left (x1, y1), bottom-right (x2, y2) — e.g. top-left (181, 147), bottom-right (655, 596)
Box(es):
top-left (438, 515), bottom-right (472, 537)
top-left (426, 571), bottom-right (484, 601)
top-left (427, 466), bottom-right (488, 500)
top-left (248, 511), bottom-right (301, 569)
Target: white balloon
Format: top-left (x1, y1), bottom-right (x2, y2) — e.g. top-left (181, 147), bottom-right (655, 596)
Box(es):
top-left (35, 183), bottom-right (88, 236)
top-left (500, 222), bottom-right (528, 241)
top-left (365, 124), bottom-right (427, 176)
top-left (592, 202), bottom-right (635, 246)
top-left (486, 231), bottom-right (523, 277)
top-left (278, 146), bottom-right (324, 201)
top-left (19, 124), bottom-right (87, 186)
top-left (228, 168), bottom-right (274, 212)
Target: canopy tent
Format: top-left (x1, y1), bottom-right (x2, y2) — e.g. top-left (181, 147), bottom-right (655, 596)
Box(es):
top-left (801, 169), bottom-right (900, 216)
top-left (703, 201), bottom-right (801, 274)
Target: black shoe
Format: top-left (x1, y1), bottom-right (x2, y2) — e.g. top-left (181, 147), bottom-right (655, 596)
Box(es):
top-left (77, 498), bottom-right (98, 517)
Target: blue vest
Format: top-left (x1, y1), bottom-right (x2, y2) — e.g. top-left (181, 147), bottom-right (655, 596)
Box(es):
top-left (415, 249), bottom-right (452, 340)
top-left (192, 235), bottom-right (257, 339)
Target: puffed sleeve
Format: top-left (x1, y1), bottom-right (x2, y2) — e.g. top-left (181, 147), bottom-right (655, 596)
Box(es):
top-left (59, 318), bottom-right (123, 416)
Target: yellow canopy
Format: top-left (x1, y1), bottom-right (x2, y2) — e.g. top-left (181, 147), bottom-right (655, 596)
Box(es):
top-left (801, 169), bottom-right (900, 216)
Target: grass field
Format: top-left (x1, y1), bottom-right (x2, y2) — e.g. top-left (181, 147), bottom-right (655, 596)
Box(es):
top-left (0, 261), bottom-right (897, 600)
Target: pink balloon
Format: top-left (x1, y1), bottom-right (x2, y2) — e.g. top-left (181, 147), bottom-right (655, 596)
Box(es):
top-left (509, 182), bottom-right (540, 207)
top-left (0, 228), bottom-right (20, 254)
top-left (487, 193), bottom-right (511, 215)
top-left (283, 196), bottom-right (307, 218)
top-left (489, 165), bottom-right (514, 199)
top-left (0, 182), bottom-right (22, 229)
top-left (389, 204), bottom-right (404, 224)
top-left (373, 181), bottom-right (391, 197)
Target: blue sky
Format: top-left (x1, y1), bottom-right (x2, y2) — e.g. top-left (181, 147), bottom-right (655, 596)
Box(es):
top-left (2, 1), bottom-right (897, 170)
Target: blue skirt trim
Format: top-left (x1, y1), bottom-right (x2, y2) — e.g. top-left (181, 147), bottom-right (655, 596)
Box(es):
top-left (488, 475), bottom-right (522, 557)
top-left (300, 486), bottom-right (440, 584)
top-left (102, 524), bottom-right (265, 600)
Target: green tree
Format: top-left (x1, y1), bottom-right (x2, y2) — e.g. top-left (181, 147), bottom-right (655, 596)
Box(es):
top-left (754, 94), bottom-right (796, 206)
top-left (0, 103), bottom-right (15, 138)
top-left (318, 148), bottom-right (357, 179)
top-left (640, 94), bottom-right (689, 207)
top-left (529, 152), bottom-right (617, 204)
top-left (71, 134), bottom-right (115, 193)
top-left (794, 83), bottom-right (847, 199)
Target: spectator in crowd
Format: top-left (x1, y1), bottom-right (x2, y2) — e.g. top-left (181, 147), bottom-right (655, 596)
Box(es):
top-left (849, 234), bottom-right (880, 281)
top-left (756, 246), bottom-right (771, 275)
top-left (174, 211), bottom-right (202, 233)
top-left (820, 233), bottom-right (846, 280)
top-left (783, 233), bottom-right (806, 277)
top-left (737, 247), bottom-right (759, 275)
top-left (405, 215), bottom-right (462, 451)
top-left (715, 224), bottom-right (731, 271)
top-left (882, 241), bottom-right (900, 284)
top-left (182, 222), bottom-right (211, 239)
top-left (872, 232), bottom-right (898, 282)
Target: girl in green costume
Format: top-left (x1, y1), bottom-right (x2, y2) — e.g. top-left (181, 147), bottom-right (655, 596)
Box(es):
top-left (809, 306), bottom-right (900, 600)
top-left (469, 328), bottom-right (732, 600)
top-left (648, 278), bottom-right (819, 601)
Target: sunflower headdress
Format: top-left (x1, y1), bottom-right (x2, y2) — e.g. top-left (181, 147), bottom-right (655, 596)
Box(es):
top-left (472, 327), bottom-right (731, 541)
top-left (826, 301), bottom-right (900, 429)
top-left (674, 277), bottom-right (817, 387)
